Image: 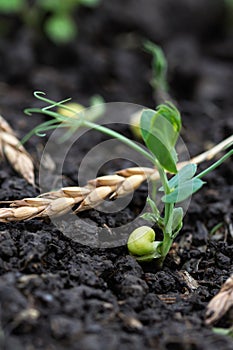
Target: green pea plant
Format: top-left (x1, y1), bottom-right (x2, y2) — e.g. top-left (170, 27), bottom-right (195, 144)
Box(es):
top-left (23, 92), bottom-right (233, 267)
top-left (144, 40), bottom-right (175, 105)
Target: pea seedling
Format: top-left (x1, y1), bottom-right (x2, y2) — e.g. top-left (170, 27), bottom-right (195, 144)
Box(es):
top-left (144, 41), bottom-right (174, 105)
top-left (127, 105), bottom-right (232, 265)
top-left (23, 92), bottom-right (233, 267)
top-left (144, 41), bottom-right (168, 95)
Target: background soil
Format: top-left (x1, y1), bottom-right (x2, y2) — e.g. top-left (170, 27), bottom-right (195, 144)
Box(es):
top-left (0, 0), bottom-right (233, 349)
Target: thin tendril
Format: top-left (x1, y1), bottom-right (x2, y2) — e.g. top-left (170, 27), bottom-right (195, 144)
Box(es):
top-left (24, 108), bottom-right (73, 122)
top-left (43, 98), bottom-right (72, 111)
top-left (20, 119), bottom-right (61, 144)
top-left (33, 91), bottom-right (70, 107)
top-left (33, 91), bottom-right (81, 116)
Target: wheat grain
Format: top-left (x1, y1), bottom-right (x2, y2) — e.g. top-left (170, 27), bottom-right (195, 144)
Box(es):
top-left (110, 174), bottom-right (147, 199)
top-left (75, 186), bottom-right (116, 212)
top-left (88, 175), bottom-right (125, 187)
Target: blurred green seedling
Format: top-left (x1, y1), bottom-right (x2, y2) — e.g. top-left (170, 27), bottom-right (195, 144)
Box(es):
top-left (144, 41), bottom-right (168, 94)
top-left (0, 0), bottom-right (100, 43)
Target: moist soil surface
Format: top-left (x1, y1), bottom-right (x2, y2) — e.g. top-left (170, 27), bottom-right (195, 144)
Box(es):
top-left (0, 1), bottom-right (233, 349)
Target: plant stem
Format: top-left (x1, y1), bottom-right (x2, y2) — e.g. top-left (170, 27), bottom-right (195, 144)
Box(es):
top-left (161, 233), bottom-right (173, 257)
top-left (156, 166), bottom-right (172, 227)
top-left (22, 114), bottom-right (155, 163)
top-left (155, 163), bottom-right (174, 261)
top-left (83, 120), bottom-right (156, 164)
top-left (195, 149), bottom-right (233, 179)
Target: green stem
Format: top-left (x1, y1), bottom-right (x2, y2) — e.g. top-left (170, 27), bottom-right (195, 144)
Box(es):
top-left (83, 120), bottom-right (155, 164)
top-left (155, 164), bottom-right (174, 260)
top-left (156, 166), bottom-right (172, 227)
top-left (161, 233), bottom-right (173, 256)
top-left (195, 149), bottom-right (233, 179)
top-left (157, 166), bottom-right (170, 194)
top-left (24, 104), bottom-right (155, 164)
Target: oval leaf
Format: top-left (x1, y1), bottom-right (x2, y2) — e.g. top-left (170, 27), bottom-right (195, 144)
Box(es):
top-left (171, 207), bottom-right (183, 232)
top-left (140, 103), bottom-right (181, 173)
top-left (159, 163), bottom-right (197, 192)
top-left (168, 163), bottom-right (197, 188)
top-left (162, 178), bottom-right (205, 203)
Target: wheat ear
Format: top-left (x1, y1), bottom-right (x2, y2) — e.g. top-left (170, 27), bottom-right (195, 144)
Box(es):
top-left (0, 168), bottom-right (153, 222)
top-left (0, 116), bottom-right (35, 186)
top-left (0, 135), bottom-right (232, 222)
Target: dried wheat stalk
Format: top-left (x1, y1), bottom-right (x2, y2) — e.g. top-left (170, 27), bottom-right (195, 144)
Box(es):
top-left (205, 275), bottom-right (233, 325)
top-left (0, 135), bottom-right (232, 222)
top-left (0, 116), bottom-right (35, 186)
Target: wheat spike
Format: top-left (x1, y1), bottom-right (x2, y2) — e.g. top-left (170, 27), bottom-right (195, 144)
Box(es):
top-left (0, 136), bottom-right (232, 222)
top-left (0, 167), bottom-right (151, 221)
top-left (0, 116), bottom-right (35, 186)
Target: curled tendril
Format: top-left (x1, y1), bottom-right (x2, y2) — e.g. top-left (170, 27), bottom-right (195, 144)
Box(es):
top-left (22, 91), bottom-right (83, 145)
top-left (33, 91), bottom-right (77, 115)
top-left (21, 119), bottom-right (58, 144)
top-left (22, 91), bottom-right (104, 145)
top-left (33, 91), bottom-right (71, 108)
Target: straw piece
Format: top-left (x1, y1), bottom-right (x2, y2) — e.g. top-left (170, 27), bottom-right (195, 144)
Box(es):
top-left (205, 275), bottom-right (233, 325)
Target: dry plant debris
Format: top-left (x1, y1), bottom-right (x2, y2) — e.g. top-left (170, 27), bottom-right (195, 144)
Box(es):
top-left (0, 116), bottom-right (35, 186)
top-left (205, 275), bottom-right (233, 325)
top-left (0, 135), bottom-right (232, 223)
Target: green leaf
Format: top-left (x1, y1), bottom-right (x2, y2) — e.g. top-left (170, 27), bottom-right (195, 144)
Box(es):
top-left (162, 178), bottom-right (205, 203)
top-left (146, 196), bottom-right (159, 215)
top-left (159, 164), bottom-right (197, 192)
top-left (140, 212), bottom-right (158, 223)
top-left (172, 207), bottom-right (183, 232)
top-left (45, 15), bottom-right (77, 44)
top-left (157, 102), bottom-right (181, 133)
top-left (166, 207), bottom-right (183, 237)
top-left (140, 103), bottom-right (181, 173)
top-left (212, 327), bottom-right (233, 337)
top-left (169, 164), bottom-right (197, 189)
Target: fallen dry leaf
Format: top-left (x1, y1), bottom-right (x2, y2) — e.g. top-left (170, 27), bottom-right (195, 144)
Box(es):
top-left (205, 275), bottom-right (233, 325)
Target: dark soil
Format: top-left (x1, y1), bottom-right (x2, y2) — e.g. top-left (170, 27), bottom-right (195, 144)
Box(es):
top-left (0, 1), bottom-right (233, 349)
